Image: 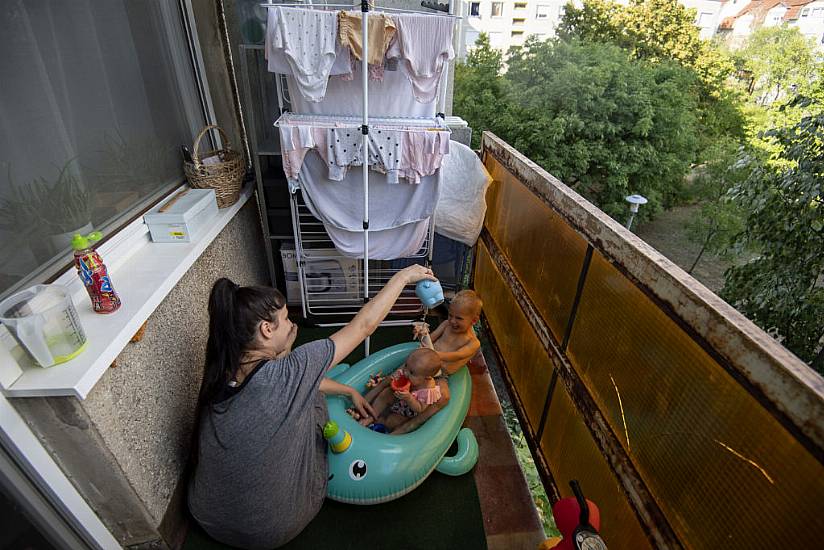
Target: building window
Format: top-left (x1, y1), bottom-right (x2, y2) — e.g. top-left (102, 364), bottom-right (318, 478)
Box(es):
top-left (0, 1), bottom-right (204, 298)
top-left (536, 4), bottom-right (550, 18)
top-left (491, 2), bottom-right (504, 17)
top-left (465, 29), bottom-right (480, 49)
top-left (469, 2), bottom-right (481, 17)
top-left (514, 2), bottom-right (528, 8)
top-left (814, 8), bottom-right (824, 17)
top-left (511, 30), bottom-right (524, 37)
top-left (802, 7), bottom-right (810, 17)
top-left (697, 12), bottom-right (714, 27)
top-left (513, 18), bottom-right (526, 25)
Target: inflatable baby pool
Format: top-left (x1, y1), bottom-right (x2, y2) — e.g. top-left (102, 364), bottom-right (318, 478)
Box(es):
top-left (323, 342), bottom-right (479, 504)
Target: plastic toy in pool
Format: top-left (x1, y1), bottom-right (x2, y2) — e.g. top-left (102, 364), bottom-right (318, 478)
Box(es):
top-left (322, 342), bottom-right (479, 504)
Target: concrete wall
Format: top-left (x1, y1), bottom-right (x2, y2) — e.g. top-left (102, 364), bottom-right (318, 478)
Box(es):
top-left (12, 200), bottom-right (268, 548)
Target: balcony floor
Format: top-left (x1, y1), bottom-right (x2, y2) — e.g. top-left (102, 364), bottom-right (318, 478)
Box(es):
top-left (184, 322), bottom-right (544, 550)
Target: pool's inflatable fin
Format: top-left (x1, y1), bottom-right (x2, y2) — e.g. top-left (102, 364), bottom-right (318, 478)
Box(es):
top-left (436, 428), bottom-right (479, 476)
top-left (326, 363), bottom-right (350, 380)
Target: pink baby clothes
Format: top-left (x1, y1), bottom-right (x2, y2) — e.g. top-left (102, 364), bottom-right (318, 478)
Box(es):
top-left (400, 130), bottom-right (450, 183)
top-left (412, 384), bottom-right (442, 406)
top-left (387, 14), bottom-right (454, 103)
top-left (278, 125), bottom-right (327, 180)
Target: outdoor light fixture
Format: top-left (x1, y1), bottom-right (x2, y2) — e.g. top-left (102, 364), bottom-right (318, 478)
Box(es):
top-left (624, 194), bottom-right (648, 230)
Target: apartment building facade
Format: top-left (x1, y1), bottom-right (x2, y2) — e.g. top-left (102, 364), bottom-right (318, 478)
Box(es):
top-left (457, 0), bottom-right (824, 57)
top-left (457, 0), bottom-right (724, 57)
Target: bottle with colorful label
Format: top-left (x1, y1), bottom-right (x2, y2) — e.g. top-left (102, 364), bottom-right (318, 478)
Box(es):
top-left (71, 232), bottom-right (121, 314)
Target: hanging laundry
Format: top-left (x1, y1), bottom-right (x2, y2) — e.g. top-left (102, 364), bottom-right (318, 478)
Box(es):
top-left (296, 150), bottom-right (439, 259)
top-left (387, 13), bottom-right (454, 103)
top-left (279, 125), bottom-right (321, 180)
top-left (315, 128), bottom-right (403, 183)
top-left (266, 8), bottom-right (352, 78)
top-left (338, 11), bottom-right (396, 80)
top-left (400, 130), bottom-right (450, 184)
top-left (267, 7), bottom-right (339, 102)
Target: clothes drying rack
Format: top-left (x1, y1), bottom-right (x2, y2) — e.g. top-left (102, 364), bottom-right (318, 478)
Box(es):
top-left (262, 1), bottom-right (458, 355)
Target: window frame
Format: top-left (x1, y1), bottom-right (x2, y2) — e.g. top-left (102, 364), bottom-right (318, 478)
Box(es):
top-left (491, 1), bottom-right (505, 18)
top-left (536, 4), bottom-right (551, 19)
top-left (469, 1), bottom-right (481, 17)
top-left (0, 0), bottom-right (216, 302)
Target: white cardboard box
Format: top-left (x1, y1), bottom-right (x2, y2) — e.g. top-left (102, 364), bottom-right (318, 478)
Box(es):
top-left (280, 243), bottom-right (360, 305)
top-left (143, 188), bottom-right (218, 243)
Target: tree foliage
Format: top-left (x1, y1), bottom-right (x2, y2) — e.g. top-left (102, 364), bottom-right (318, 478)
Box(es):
top-left (454, 37), bottom-right (699, 218)
top-left (734, 26), bottom-right (818, 105)
top-left (685, 140), bottom-right (750, 273)
top-left (722, 103), bottom-right (824, 370)
top-left (559, 0), bottom-right (743, 149)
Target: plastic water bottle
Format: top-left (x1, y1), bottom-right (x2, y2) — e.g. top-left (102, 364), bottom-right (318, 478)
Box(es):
top-left (71, 232), bottom-right (121, 314)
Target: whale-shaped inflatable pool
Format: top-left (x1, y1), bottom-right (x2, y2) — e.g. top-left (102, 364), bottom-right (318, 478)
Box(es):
top-left (324, 342), bottom-right (479, 504)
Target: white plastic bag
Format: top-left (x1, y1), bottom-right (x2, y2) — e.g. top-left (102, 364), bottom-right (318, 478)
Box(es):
top-left (435, 140), bottom-right (492, 246)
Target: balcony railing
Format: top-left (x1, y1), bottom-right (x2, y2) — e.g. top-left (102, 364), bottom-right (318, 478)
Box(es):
top-left (474, 132), bottom-right (824, 548)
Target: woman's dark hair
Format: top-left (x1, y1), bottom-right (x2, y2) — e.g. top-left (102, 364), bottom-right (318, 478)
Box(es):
top-left (188, 278), bottom-right (286, 473)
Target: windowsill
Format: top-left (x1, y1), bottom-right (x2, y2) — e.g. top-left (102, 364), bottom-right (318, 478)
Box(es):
top-left (0, 183), bottom-right (253, 399)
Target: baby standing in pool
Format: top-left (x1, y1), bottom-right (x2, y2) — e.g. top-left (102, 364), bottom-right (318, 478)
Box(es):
top-left (360, 348), bottom-right (442, 431)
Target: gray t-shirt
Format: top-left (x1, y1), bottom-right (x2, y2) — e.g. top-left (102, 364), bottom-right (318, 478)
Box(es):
top-left (188, 338), bottom-right (335, 549)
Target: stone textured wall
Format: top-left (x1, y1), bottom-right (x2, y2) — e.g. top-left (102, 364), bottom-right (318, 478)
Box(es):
top-left (12, 200), bottom-right (268, 548)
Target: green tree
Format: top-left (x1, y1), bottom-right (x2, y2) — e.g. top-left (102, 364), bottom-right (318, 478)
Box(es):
top-left (685, 140), bottom-right (750, 273)
top-left (722, 103), bottom-right (824, 371)
top-left (734, 26), bottom-right (818, 105)
top-left (460, 38), bottom-right (700, 218)
top-left (558, 0), bottom-right (743, 149)
top-left (453, 34), bottom-right (508, 149)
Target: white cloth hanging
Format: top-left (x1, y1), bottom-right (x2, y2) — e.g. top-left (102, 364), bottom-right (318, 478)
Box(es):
top-left (434, 141), bottom-right (492, 247)
top-left (298, 150), bottom-right (438, 259)
top-left (267, 7), bottom-right (339, 102)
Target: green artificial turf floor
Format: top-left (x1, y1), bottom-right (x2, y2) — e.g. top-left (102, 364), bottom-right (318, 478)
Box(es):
top-left (184, 321), bottom-right (487, 550)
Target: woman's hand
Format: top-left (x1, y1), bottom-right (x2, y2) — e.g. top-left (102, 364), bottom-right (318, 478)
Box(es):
top-left (398, 264), bottom-right (436, 286)
top-left (349, 389), bottom-right (377, 420)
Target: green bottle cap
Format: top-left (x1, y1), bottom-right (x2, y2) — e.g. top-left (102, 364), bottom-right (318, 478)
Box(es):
top-left (322, 421), bottom-right (339, 440)
top-left (71, 234), bottom-right (89, 251)
top-left (71, 232), bottom-right (103, 251)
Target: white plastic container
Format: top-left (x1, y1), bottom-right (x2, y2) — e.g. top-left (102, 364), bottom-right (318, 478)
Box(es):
top-left (280, 243), bottom-right (359, 305)
top-left (0, 285), bottom-right (87, 368)
top-left (143, 188), bottom-right (218, 243)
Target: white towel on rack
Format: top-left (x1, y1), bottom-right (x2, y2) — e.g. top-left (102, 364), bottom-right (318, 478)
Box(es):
top-left (386, 13), bottom-right (454, 103)
top-left (285, 63), bottom-right (434, 118)
top-left (297, 150), bottom-right (438, 259)
top-left (267, 7), bottom-right (339, 102)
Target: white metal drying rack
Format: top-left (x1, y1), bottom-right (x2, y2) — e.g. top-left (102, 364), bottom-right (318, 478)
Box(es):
top-left (263, 0), bottom-right (456, 355)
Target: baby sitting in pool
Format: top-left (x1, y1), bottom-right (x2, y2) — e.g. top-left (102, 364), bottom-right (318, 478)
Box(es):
top-left (359, 348), bottom-right (443, 432)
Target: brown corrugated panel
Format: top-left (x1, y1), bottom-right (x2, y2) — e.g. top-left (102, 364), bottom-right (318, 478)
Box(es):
top-left (475, 242), bottom-right (555, 435)
top-left (543, 383), bottom-right (654, 549)
top-left (567, 251), bottom-right (824, 547)
top-left (483, 156), bottom-right (588, 343)
top-left (475, 242), bottom-right (653, 548)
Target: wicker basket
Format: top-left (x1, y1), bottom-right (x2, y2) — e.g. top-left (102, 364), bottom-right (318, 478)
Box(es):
top-left (184, 125), bottom-right (245, 208)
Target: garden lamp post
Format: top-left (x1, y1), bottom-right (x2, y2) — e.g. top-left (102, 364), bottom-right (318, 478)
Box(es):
top-left (625, 194), bottom-right (648, 231)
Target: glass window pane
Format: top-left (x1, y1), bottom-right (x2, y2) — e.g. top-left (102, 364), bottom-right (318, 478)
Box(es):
top-left (0, 1), bottom-right (202, 297)
top-left (491, 2), bottom-right (504, 17)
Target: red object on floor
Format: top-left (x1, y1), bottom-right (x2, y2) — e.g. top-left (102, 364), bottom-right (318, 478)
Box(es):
top-left (391, 375), bottom-right (411, 392)
top-left (551, 497), bottom-right (601, 550)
